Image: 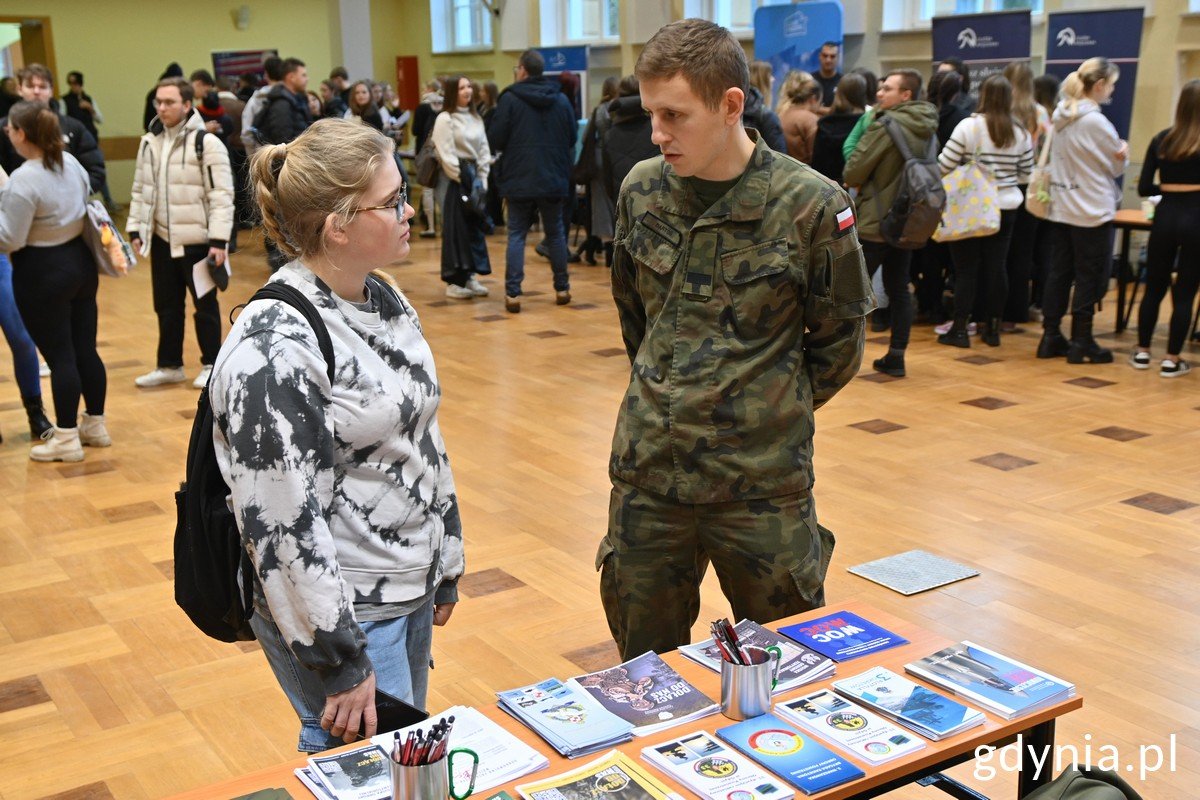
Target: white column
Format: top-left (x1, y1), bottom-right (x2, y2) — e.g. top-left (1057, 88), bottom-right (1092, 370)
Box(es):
top-left (339, 0), bottom-right (375, 81)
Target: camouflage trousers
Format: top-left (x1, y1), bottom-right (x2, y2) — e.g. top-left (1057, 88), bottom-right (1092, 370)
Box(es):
top-left (596, 478), bottom-right (836, 661)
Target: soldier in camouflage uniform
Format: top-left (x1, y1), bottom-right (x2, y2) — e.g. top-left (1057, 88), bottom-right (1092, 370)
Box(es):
top-left (596, 19), bottom-right (873, 661)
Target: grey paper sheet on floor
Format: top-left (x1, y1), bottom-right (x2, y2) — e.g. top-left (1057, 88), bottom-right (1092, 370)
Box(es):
top-left (847, 549), bottom-right (979, 595)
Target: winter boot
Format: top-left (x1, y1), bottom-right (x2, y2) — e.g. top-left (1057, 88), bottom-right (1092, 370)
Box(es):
top-left (1067, 316), bottom-right (1113, 364)
top-left (980, 317), bottom-right (1001, 348)
top-left (30, 426), bottom-right (84, 462)
top-left (22, 395), bottom-right (52, 439)
top-left (936, 319), bottom-right (971, 348)
top-left (80, 413), bottom-right (112, 447)
top-left (1036, 325), bottom-right (1070, 359)
top-left (872, 350), bottom-right (907, 377)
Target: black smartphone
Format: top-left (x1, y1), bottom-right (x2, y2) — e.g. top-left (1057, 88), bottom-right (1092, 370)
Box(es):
top-left (376, 688), bottom-right (428, 731)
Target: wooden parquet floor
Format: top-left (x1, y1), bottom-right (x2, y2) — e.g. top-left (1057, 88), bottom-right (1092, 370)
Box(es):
top-left (0, 227), bottom-right (1197, 799)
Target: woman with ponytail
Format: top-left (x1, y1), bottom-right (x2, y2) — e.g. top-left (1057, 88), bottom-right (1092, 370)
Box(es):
top-left (209, 118), bottom-right (464, 752)
top-left (1131, 79), bottom-right (1200, 378)
top-left (1039, 57), bottom-right (1126, 364)
top-left (0, 102), bottom-right (106, 462)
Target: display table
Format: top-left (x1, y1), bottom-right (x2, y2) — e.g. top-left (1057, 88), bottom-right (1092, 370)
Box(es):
top-left (167, 600), bottom-right (1082, 800)
top-left (1112, 208), bottom-right (1153, 334)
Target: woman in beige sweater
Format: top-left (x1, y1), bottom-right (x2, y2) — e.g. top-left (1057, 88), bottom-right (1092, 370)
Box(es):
top-left (777, 73), bottom-right (823, 165)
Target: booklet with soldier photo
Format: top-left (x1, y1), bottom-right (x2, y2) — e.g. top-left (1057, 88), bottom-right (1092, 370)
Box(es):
top-left (570, 651), bottom-right (718, 737)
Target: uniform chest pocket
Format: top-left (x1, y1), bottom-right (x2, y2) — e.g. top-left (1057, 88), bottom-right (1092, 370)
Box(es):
top-left (627, 215), bottom-right (681, 276)
top-left (720, 238), bottom-right (795, 339)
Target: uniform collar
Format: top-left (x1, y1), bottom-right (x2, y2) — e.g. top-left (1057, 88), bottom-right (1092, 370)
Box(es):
top-left (655, 130), bottom-right (774, 223)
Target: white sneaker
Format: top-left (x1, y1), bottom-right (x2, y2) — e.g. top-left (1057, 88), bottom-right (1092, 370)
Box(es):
top-left (1129, 351), bottom-right (1151, 370)
top-left (30, 426), bottom-right (84, 462)
top-left (465, 276), bottom-right (489, 297)
top-left (445, 284), bottom-right (475, 300)
top-left (193, 365), bottom-right (213, 389)
top-left (79, 413), bottom-right (111, 447)
top-left (1160, 359), bottom-right (1191, 378)
top-left (38, 362), bottom-right (50, 378)
top-left (934, 321), bottom-right (977, 336)
top-left (135, 367), bottom-right (187, 388)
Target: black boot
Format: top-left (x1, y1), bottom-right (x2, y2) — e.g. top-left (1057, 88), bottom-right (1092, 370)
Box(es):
top-left (980, 317), bottom-right (1001, 348)
top-left (1036, 325), bottom-right (1070, 358)
top-left (937, 319), bottom-right (971, 348)
top-left (1066, 316), bottom-right (1113, 364)
top-left (872, 350), bottom-right (906, 377)
top-left (23, 395), bottom-right (51, 439)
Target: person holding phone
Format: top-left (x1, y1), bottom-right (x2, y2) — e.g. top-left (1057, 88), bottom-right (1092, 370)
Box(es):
top-left (210, 118), bottom-right (464, 752)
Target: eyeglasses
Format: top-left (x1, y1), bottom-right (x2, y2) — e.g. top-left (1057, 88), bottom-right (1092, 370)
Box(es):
top-left (355, 183), bottom-right (409, 221)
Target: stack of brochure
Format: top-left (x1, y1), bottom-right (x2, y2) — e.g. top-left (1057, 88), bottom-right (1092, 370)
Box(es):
top-left (678, 619), bottom-right (835, 693)
top-left (715, 716), bottom-right (865, 795)
top-left (516, 749), bottom-right (683, 800)
top-left (774, 689), bottom-right (926, 765)
top-left (497, 677), bottom-right (634, 758)
top-left (571, 651), bottom-right (719, 737)
top-left (641, 730), bottom-right (794, 799)
top-left (299, 744), bottom-right (391, 800)
top-left (369, 705), bottom-right (548, 791)
top-left (833, 667), bottom-right (986, 741)
top-left (904, 641), bottom-right (1076, 720)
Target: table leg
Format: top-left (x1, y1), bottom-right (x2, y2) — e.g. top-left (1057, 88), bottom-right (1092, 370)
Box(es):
top-left (1018, 719), bottom-right (1056, 797)
top-left (1116, 228), bottom-right (1132, 333)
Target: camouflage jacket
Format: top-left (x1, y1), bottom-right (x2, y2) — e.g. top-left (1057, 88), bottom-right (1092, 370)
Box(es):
top-left (610, 134), bottom-right (873, 504)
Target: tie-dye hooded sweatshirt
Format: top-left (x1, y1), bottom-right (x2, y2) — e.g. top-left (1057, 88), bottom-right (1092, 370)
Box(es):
top-left (209, 263), bottom-right (464, 695)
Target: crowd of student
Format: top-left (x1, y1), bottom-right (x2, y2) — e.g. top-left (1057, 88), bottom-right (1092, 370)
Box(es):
top-left (0, 36), bottom-right (1194, 466)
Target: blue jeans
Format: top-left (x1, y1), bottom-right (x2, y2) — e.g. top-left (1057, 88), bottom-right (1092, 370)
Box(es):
top-left (249, 598), bottom-right (435, 753)
top-left (0, 253), bottom-right (43, 399)
top-left (505, 197), bottom-right (570, 297)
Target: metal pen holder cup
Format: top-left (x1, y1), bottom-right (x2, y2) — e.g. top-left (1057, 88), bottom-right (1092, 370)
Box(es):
top-left (719, 645), bottom-right (782, 720)
top-left (390, 747), bottom-right (478, 800)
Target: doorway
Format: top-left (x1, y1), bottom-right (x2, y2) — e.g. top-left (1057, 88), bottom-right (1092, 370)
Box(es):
top-left (0, 16), bottom-right (55, 89)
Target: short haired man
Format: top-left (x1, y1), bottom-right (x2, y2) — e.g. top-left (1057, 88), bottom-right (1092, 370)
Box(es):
top-left (241, 55), bottom-right (285, 156)
top-left (258, 58), bottom-right (311, 146)
top-left (842, 69), bottom-right (937, 378)
top-left (0, 63), bottom-right (106, 193)
top-left (815, 42), bottom-right (843, 110)
top-left (62, 71), bottom-right (101, 140)
top-left (487, 49), bottom-right (577, 312)
top-left (127, 77), bottom-right (234, 390)
top-left (329, 66), bottom-right (351, 105)
top-left (598, 19), bottom-right (871, 659)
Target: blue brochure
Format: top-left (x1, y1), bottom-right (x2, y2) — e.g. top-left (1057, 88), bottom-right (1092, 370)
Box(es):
top-left (778, 610), bottom-right (908, 661)
top-left (715, 715), bottom-right (865, 795)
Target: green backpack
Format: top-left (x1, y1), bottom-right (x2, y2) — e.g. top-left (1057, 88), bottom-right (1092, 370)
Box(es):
top-left (1024, 768), bottom-right (1143, 800)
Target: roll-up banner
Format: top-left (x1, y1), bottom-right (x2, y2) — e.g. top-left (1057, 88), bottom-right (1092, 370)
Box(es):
top-left (931, 11), bottom-right (1031, 98)
top-left (754, 1), bottom-right (844, 93)
top-left (1045, 9), bottom-right (1143, 140)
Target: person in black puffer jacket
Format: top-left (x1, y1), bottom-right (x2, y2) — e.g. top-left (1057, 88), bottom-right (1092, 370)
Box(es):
top-left (602, 77), bottom-right (659, 205)
top-left (741, 84), bottom-right (786, 153)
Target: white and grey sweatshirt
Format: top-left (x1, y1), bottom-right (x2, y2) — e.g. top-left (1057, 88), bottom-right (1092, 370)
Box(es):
top-left (1047, 99), bottom-right (1126, 228)
top-left (210, 263), bottom-right (464, 694)
top-left (0, 153), bottom-right (89, 252)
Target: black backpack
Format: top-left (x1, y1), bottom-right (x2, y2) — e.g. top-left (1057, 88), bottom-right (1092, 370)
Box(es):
top-left (873, 115), bottom-right (945, 250)
top-left (174, 283), bottom-right (334, 642)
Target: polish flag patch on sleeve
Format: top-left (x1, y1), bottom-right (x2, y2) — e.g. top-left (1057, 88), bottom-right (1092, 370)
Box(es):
top-left (836, 207), bottom-right (855, 230)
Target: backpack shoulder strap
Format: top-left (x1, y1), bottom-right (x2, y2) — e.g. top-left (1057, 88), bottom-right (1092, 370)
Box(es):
top-left (194, 129), bottom-right (206, 162)
top-left (881, 115), bottom-right (917, 162)
top-left (247, 283), bottom-right (336, 386)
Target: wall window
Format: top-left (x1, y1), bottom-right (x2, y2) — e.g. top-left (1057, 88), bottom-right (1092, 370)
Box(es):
top-left (885, 0), bottom-right (1043, 31)
top-left (685, 0), bottom-right (791, 32)
top-left (566, 0), bottom-right (619, 43)
top-left (431, 0), bottom-right (492, 53)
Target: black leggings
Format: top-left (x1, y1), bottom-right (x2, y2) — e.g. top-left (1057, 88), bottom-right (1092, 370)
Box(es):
top-left (1137, 192), bottom-right (1200, 355)
top-left (11, 238), bottom-right (107, 429)
top-left (948, 209), bottom-right (1017, 324)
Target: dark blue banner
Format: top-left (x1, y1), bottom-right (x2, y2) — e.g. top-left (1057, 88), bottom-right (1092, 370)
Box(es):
top-left (754, 2), bottom-right (843, 96)
top-left (535, 46), bottom-right (588, 74)
top-left (1045, 9), bottom-right (1143, 140)
top-left (932, 11), bottom-right (1031, 97)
